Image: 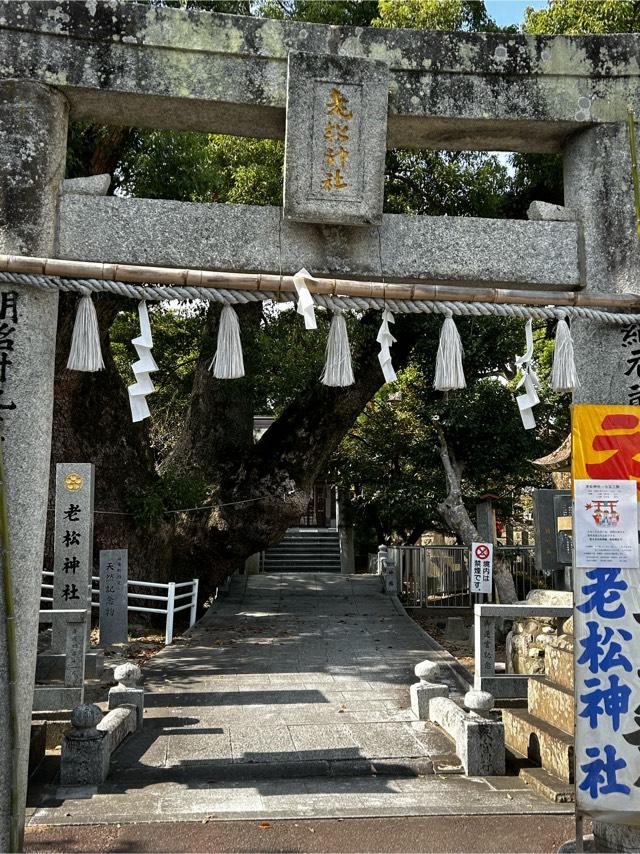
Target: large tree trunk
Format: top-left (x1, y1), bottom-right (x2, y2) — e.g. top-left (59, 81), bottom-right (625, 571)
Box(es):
top-left (435, 426), bottom-right (517, 604)
top-left (167, 307), bottom-right (420, 594)
top-left (47, 293), bottom-right (173, 581)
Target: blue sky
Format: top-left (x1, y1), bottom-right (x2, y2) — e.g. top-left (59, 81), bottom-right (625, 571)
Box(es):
top-left (485, 0), bottom-right (548, 29)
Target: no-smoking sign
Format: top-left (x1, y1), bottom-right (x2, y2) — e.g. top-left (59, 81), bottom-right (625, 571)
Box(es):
top-left (470, 541), bottom-right (493, 594)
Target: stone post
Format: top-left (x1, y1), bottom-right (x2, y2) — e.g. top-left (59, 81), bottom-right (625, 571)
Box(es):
top-left (52, 463), bottom-right (95, 651)
top-left (410, 659), bottom-right (449, 720)
top-left (566, 123), bottom-right (640, 407)
top-left (0, 81), bottom-right (68, 850)
top-left (108, 662), bottom-right (144, 730)
top-left (99, 548), bottom-right (128, 647)
top-left (336, 489), bottom-right (354, 575)
top-left (564, 123), bottom-right (640, 853)
top-left (60, 703), bottom-right (107, 786)
top-left (475, 501), bottom-right (496, 544)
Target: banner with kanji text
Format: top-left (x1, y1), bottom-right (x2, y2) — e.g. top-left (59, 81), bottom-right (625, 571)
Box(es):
top-left (572, 404), bottom-right (640, 824)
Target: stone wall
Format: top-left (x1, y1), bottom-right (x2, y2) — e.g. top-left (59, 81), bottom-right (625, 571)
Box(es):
top-left (506, 590), bottom-right (572, 675)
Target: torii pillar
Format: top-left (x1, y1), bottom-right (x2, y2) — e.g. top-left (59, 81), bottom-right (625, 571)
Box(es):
top-left (0, 81), bottom-right (68, 850)
top-left (566, 123), bottom-right (640, 852)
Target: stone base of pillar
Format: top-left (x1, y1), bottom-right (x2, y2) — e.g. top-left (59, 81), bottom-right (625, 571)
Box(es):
top-left (592, 821), bottom-right (640, 853)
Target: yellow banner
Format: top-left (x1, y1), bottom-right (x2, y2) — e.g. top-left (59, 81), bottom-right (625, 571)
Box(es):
top-left (572, 403), bottom-right (640, 491)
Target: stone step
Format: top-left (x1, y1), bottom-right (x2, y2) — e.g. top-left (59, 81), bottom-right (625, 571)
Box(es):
top-left (264, 560), bottom-right (340, 572)
top-left (502, 708), bottom-right (574, 783)
top-left (267, 547), bottom-right (340, 555)
top-left (110, 753), bottom-right (438, 785)
top-left (264, 568), bottom-right (341, 574)
top-left (519, 766), bottom-right (574, 804)
top-left (528, 676), bottom-right (574, 735)
top-left (545, 636), bottom-right (574, 692)
top-left (268, 540), bottom-right (340, 552)
top-left (263, 557), bottom-right (341, 561)
top-left (264, 549), bottom-right (341, 557)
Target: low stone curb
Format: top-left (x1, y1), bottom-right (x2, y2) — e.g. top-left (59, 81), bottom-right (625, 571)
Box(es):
top-left (389, 594), bottom-right (473, 696)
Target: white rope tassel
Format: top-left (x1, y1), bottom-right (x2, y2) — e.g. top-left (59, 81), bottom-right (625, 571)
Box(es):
top-left (321, 312), bottom-right (354, 387)
top-left (377, 308), bottom-right (397, 383)
top-left (127, 300), bottom-right (158, 423)
top-left (551, 315), bottom-right (580, 393)
top-left (66, 295), bottom-right (104, 372)
top-left (209, 304), bottom-right (245, 379)
top-left (434, 313), bottom-right (466, 390)
top-left (293, 268), bottom-right (317, 330)
top-left (515, 319), bottom-right (540, 430)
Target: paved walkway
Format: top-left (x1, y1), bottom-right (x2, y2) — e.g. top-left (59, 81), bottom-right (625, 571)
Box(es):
top-left (26, 815), bottom-right (582, 852)
top-left (28, 573), bottom-right (571, 826)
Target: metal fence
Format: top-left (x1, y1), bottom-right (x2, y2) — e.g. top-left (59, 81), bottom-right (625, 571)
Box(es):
top-left (41, 570), bottom-right (199, 645)
top-left (381, 544), bottom-right (557, 608)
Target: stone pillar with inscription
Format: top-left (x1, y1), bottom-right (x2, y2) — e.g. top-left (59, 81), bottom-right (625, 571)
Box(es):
top-left (566, 124), bottom-right (640, 407)
top-left (564, 124), bottom-right (640, 853)
top-left (99, 549), bottom-right (128, 646)
top-left (0, 81), bottom-right (68, 851)
top-left (52, 464), bottom-right (95, 652)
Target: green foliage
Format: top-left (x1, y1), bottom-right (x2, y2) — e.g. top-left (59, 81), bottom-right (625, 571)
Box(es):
top-left (373, 0), bottom-right (494, 31)
top-left (503, 152), bottom-right (564, 219)
top-left (117, 132), bottom-right (284, 205)
top-left (161, 1), bottom-right (253, 13)
top-left (258, 0), bottom-right (379, 25)
top-left (335, 318), bottom-right (563, 545)
top-left (128, 471), bottom-right (209, 528)
top-left (111, 304), bottom-right (207, 455)
top-left (252, 305), bottom-right (329, 414)
top-left (524, 0), bottom-right (640, 34)
top-left (385, 150), bottom-right (509, 217)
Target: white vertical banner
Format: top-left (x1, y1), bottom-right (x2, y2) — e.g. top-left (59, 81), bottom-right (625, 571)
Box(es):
top-left (574, 566), bottom-right (640, 821)
top-left (574, 479), bottom-right (640, 821)
top-left (470, 542), bottom-right (493, 595)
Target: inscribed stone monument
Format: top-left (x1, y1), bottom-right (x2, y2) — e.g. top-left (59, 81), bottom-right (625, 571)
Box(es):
top-left (64, 611), bottom-right (87, 689)
top-left (99, 549), bottom-right (128, 646)
top-left (0, 79), bottom-right (68, 852)
top-left (283, 51), bottom-right (389, 226)
top-left (52, 463), bottom-right (95, 652)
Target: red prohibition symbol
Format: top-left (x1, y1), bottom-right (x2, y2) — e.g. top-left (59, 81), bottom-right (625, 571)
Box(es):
top-left (475, 544), bottom-right (490, 560)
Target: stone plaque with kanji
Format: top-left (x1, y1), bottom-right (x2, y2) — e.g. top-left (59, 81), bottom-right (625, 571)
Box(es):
top-left (99, 549), bottom-right (128, 646)
top-left (52, 463), bottom-right (95, 651)
top-left (283, 51), bottom-right (389, 226)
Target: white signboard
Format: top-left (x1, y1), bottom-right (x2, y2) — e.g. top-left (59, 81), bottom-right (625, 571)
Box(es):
top-left (575, 567), bottom-right (640, 821)
top-left (470, 542), bottom-right (493, 594)
top-left (574, 480), bottom-right (639, 569)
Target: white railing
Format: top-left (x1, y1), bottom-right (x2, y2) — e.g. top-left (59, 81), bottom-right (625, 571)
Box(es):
top-left (41, 571), bottom-right (199, 646)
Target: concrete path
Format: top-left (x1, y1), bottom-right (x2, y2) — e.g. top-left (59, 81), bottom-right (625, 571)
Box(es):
top-left (119, 572), bottom-right (462, 782)
top-left (28, 573), bottom-right (571, 826)
top-left (26, 814), bottom-right (582, 852)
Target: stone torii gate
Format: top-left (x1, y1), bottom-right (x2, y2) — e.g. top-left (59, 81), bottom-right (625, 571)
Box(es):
top-left (0, 2), bottom-right (639, 849)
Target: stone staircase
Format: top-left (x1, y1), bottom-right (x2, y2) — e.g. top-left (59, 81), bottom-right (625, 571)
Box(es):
top-left (262, 528), bottom-right (341, 573)
top-left (502, 633), bottom-right (574, 802)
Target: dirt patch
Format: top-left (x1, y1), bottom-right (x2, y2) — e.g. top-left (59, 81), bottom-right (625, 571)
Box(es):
top-left (409, 612), bottom-right (506, 674)
top-left (37, 622), bottom-right (171, 709)
top-left (90, 623), bottom-right (166, 666)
